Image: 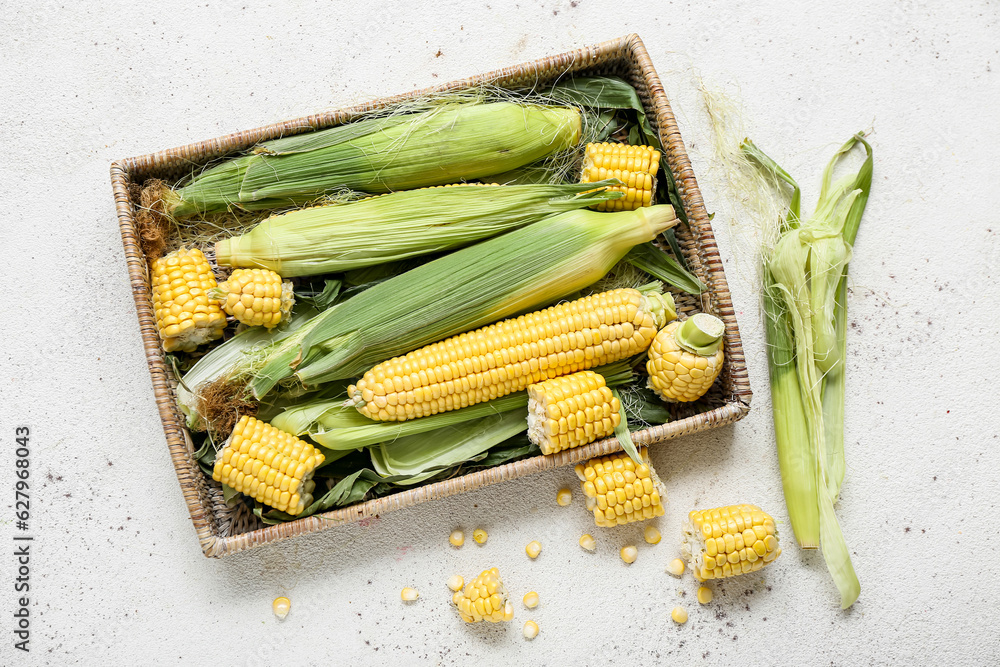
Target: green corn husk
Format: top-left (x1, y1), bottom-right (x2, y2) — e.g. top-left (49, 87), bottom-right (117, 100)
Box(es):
top-left (238, 204), bottom-right (678, 400)
top-left (748, 133), bottom-right (872, 609)
top-left (162, 102), bottom-right (582, 219)
top-left (214, 181), bottom-right (622, 276)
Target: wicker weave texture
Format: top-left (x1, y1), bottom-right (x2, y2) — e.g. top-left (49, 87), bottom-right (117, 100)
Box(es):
top-left (110, 34), bottom-right (751, 558)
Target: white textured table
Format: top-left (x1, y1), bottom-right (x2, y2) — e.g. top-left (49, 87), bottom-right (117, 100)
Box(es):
top-left (2, 2), bottom-right (997, 664)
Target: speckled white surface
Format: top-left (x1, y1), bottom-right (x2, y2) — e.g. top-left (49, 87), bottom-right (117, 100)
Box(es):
top-left (2, 1), bottom-right (998, 665)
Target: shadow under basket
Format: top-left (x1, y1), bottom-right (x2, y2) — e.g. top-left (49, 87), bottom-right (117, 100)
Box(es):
top-left (110, 33), bottom-right (752, 558)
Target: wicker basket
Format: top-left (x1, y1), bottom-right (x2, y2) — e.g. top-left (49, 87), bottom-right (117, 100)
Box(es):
top-left (110, 34), bottom-right (751, 558)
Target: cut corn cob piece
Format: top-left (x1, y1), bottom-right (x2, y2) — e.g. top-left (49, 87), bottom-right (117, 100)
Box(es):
top-left (646, 313), bottom-right (725, 403)
top-left (150, 248), bottom-right (227, 352)
top-left (210, 268), bottom-right (293, 329)
top-left (527, 371), bottom-right (621, 455)
top-left (347, 287), bottom-right (672, 422)
top-left (453, 568), bottom-right (514, 623)
top-left (682, 504), bottom-right (781, 581)
top-left (574, 447), bottom-right (666, 527)
top-left (211, 416), bottom-right (324, 515)
top-left (580, 142), bottom-right (660, 212)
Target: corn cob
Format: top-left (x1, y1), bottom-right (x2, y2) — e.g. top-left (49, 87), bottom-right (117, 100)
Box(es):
top-left (683, 504), bottom-right (781, 581)
top-left (346, 287), bottom-right (673, 422)
top-left (211, 416), bottom-right (324, 515)
top-left (150, 248), bottom-right (227, 352)
top-left (646, 313), bottom-right (725, 402)
top-left (162, 102), bottom-right (583, 218)
top-left (526, 371), bottom-right (621, 455)
top-left (209, 268), bottom-right (294, 329)
top-left (214, 181), bottom-right (621, 277)
top-left (574, 447), bottom-right (666, 527)
top-left (580, 142), bottom-right (660, 212)
top-left (451, 568), bottom-right (514, 623)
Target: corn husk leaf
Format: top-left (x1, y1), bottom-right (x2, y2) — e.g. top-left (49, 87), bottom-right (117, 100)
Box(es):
top-left (625, 242), bottom-right (705, 294)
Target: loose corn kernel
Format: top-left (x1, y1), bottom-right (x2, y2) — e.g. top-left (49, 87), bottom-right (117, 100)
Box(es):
top-left (644, 525), bottom-right (662, 545)
top-left (272, 596), bottom-right (290, 620)
top-left (697, 586), bottom-right (713, 605)
top-left (401, 587), bottom-right (419, 602)
top-left (667, 558), bottom-right (686, 577)
top-left (620, 545), bottom-right (638, 564)
top-left (523, 620), bottom-right (540, 640)
top-left (579, 534), bottom-right (597, 552)
top-left (525, 541), bottom-right (542, 559)
top-left (671, 606), bottom-right (688, 624)
top-left (522, 591), bottom-right (539, 609)
top-left (556, 488), bottom-right (573, 506)
top-left (473, 528), bottom-right (488, 545)
top-left (527, 371), bottom-right (621, 454)
top-left (578, 447), bottom-right (666, 527)
top-left (449, 529), bottom-right (465, 547)
top-left (348, 288), bottom-right (671, 422)
top-left (447, 575), bottom-right (465, 592)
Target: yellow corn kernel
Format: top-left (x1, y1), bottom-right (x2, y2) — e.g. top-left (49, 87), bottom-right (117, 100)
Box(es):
top-left (348, 288), bottom-right (671, 422)
top-left (527, 371), bottom-right (621, 454)
top-left (556, 488), bottom-right (573, 506)
top-left (647, 314), bottom-right (725, 403)
top-left (579, 534), bottom-right (597, 552)
top-left (447, 575), bottom-right (464, 592)
top-left (671, 606), bottom-right (688, 624)
top-left (150, 247), bottom-right (227, 352)
top-left (580, 142), bottom-right (660, 212)
top-left (452, 568), bottom-right (512, 623)
top-left (449, 529), bottom-right (465, 547)
top-left (576, 447), bottom-right (666, 527)
top-left (620, 545), bottom-right (638, 564)
top-left (697, 586), bottom-right (713, 605)
top-left (525, 541), bottom-right (542, 559)
top-left (644, 525), bottom-right (662, 545)
top-left (401, 587), bottom-right (419, 602)
top-left (667, 558), bottom-right (686, 577)
top-left (211, 416), bottom-right (324, 515)
top-left (522, 620), bottom-right (539, 639)
top-left (272, 596), bottom-right (290, 620)
top-left (683, 504), bottom-right (781, 581)
top-left (473, 528), bottom-right (488, 545)
top-left (211, 268), bottom-right (294, 329)
top-left (522, 591), bottom-right (539, 609)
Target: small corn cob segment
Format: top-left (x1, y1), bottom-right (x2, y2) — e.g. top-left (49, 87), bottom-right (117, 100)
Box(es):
top-left (574, 447), bottom-right (666, 527)
top-left (580, 142), bottom-right (660, 212)
top-left (526, 370), bottom-right (620, 455)
top-left (683, 504), bottom-right (781, 581)
top-left (646, 313), bottom-right (725, 402)
top-left (210, 268), bottom-right (294, 329)
top-left (150, 248), bottom-right (227, 352)
top-left (347, 287), bottom-right (673, 422)
top-left (211, 416), bottom-right (324, 515)
top-left (452, 568), bottom-right (515, 623)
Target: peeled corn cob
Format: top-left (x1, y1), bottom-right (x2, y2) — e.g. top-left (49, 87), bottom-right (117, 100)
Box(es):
top-left (209, 268), bottom-right (294, 329)
top-left (526, 371), bottom-right (621, 455)
top-left (211, 416), bottom-right (324, 515)
top-left (580, 142), bottom-right (660, 212)
top-left (574, 447), bottom-right (666, 527)
top-left (682, 504), bottom-right (781, 581)
top-left (452, 568), bottom-right (514, 623)
top-left (646, 313), bottom-right (725, 402)
top-left (346, 287), bottom-right (673, 422)
top-left (150, 248), bottom-right (227, 352)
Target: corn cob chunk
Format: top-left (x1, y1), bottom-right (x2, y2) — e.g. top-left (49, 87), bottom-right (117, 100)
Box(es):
top-left (647, 313), bottom-right (725, 402)
top-left (150, 248), bottom-right (227, 352)
top-left (581, 142), bottom-right (660, 212)
top-left (526, 371), bottom-right (621, 455)
top-left (683, 504), bottom-right (781, 581)
top-left (347, 287), bottom-right (673, 422)
top-left (210, 268), bottom-right (294, 329)
top-left (211, 416), bottom-right (324, 515)
top-left (452, 568), bottom-right (515, 623)
top-left (574, 447), bottom-right (666, 527)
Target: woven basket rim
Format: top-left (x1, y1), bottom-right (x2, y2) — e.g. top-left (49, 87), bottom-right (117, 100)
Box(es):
top-left (110, 33), bottom-right (751, 558)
